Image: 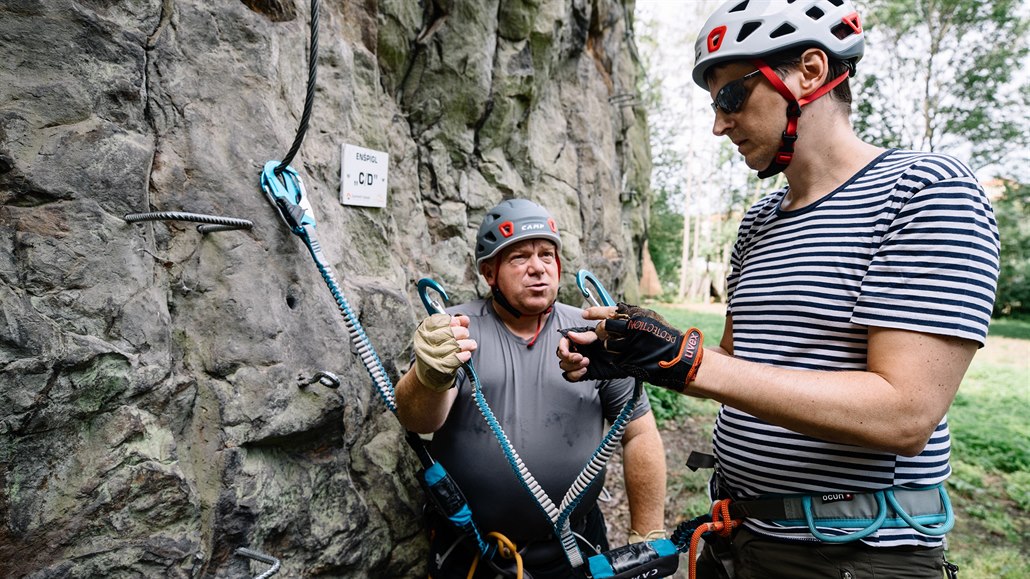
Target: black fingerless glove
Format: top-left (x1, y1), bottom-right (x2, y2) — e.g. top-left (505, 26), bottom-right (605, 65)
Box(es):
top-left (593, 303), bottom-right (704, 392)
top-left (558, 327), bottom-right (626, 383)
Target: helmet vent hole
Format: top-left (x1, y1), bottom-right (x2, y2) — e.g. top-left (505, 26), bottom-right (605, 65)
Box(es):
top-left (828, 0), bottom-right (844, 6)
top-left (729, 1), bottom-right (749, 13)
top-left (769, 23), bottom-right (797, 39)
top-left (485, 232), bottom-right (497, 243)
top-left (832, 21), bottom-right (856, 39)
top-left (737, 21), bottom-right (761, 42)
top-left (806, 6), bottom-right (825, 20)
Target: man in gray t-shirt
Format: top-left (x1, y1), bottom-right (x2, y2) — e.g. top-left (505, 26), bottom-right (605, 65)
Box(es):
top-left (396, 199), bottom-right (666, 579)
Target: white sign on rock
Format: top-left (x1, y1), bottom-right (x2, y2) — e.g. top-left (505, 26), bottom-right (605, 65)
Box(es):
top-left (340, 144), bottom-right (389, 208)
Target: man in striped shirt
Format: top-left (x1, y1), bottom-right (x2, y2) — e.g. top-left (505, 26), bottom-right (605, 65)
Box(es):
top-left (557, 1), bottom-right (1000, 578)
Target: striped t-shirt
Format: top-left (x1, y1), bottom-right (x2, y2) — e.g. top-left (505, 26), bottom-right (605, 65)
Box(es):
top-left (717, 149), bottom-right (1000, 546)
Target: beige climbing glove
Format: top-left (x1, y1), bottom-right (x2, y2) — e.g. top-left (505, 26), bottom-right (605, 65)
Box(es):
top-left (627, 529), bottom-right (667, 544)
top-left (413, 313), bottom-right (464, 392)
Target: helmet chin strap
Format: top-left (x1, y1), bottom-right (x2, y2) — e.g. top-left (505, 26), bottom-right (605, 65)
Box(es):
top-left (752, 59), bottom-right (851, 179)
top-left (489, 287), bottom-right (554, 349)
top-left (491, 285), bottom-right (526, 319)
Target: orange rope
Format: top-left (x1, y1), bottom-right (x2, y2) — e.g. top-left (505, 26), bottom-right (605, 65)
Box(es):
top-left (688, 499), bottom-right (740, 579)
top-left (467, 531), bottom-right (523, 579)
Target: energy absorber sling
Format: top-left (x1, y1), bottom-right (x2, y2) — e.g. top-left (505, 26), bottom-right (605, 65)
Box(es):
top-left (418, 278), bottom-right (679, 579)
top-left (260, 163), bottom-right (499, 562)
top-left (257, 2), bottom-right (676, 575)
top-left (260, 176), bottom-right (675, 578)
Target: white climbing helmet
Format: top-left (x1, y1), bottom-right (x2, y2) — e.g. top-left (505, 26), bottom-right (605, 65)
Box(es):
top-left (692, 0), bottom-right (865, 89)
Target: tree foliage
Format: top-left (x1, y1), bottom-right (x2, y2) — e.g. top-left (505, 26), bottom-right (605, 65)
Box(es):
top-left (855, 0), bottom-right (1030, 179)
top-left (993, 181), bottom-right (1030, 317)
top-left (855, 0), bottom-right (1030, 318)
top-left (637, 1), bottom-right (1029, 310)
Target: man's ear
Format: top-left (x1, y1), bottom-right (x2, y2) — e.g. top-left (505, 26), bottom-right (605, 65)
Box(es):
top-left (797, 48), bottom-right (830, 96)
top-left (480, 260), bottom-right (497, 286)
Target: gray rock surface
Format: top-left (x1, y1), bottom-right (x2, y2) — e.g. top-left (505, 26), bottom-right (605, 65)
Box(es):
top-left (0, 0), bottom-right (651, 576)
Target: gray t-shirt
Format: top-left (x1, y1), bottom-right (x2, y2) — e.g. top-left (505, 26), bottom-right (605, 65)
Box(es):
top-left (429, 298), bottom-right (650, 541)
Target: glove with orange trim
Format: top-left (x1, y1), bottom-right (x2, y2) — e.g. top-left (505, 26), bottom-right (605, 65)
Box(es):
top-left (566, 303), bottom-right (703, 392)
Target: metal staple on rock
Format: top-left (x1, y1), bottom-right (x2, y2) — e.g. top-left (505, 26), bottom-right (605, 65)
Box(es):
top-left (235, 547), bottom-right (281, 579)
top-left (298, 370), bottom-right (341, 389)
top-left (123, 211), bottom-right (253, 233)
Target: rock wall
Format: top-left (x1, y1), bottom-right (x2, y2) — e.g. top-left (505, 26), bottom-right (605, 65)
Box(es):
top-left (0, 0), bottom-right (651, 576)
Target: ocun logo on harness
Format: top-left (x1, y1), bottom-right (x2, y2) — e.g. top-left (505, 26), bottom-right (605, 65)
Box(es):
top-left (628, 319), bottom-right (678, 344)
top-left (821, 493), bottom-right (854, 504)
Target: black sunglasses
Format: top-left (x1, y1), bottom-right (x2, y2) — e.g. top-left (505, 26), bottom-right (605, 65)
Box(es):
top-left (710, 70), bottom-right (762, 114)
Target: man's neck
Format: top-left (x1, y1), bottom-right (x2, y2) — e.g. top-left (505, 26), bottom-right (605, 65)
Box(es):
top-left (490, 298), bottom-right (551, 339)
top-left (781, 115), bottom-right (884, 211)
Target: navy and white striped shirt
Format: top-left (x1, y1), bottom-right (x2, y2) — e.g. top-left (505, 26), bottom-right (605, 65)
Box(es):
top-left (718, 149), bottom-right (1000, 546)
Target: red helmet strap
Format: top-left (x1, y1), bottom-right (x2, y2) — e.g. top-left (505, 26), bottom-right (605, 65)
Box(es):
top-left (753, 59), bottom-right (850, 179)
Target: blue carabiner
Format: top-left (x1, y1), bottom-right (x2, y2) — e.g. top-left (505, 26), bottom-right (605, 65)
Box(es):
top-left (576, 269), bottom-right (615, 307)
top-left (260, 160), bottom-right (315, 232)
top-left (803, 491), bottom-right (888, 543)
top-left (417, 278), bottom-right (449, 315)
top-left (885, 486), bottom-right (955, 536)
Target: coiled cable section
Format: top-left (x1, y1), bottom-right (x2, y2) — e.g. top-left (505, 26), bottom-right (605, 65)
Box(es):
top-left (124, 211), bottom-right (253, 233)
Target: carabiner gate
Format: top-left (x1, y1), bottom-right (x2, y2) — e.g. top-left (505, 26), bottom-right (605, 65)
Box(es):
top-left (576, 269), bottom-right (615, 308)
top-left (417, 277), bottom-right (449, 315)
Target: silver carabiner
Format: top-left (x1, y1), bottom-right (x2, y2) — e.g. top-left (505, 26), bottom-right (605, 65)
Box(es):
top-left (417, 277), bottom-right (449, 315)
top-left (576, 269), bottom-right (615, 307)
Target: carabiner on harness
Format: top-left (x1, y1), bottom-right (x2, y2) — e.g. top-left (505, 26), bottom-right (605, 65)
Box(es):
top-left (801, 485), bottom-right (955, 543)
top-left (576, 269), bottom-right (615, 308)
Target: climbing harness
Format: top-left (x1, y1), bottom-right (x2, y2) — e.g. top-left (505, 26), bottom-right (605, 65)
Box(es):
top-left (670, 452), bottom-right (956, 579)
top-left (418, 277), bottom-right (680, 579)
top-left (713, 484), bottom-right (955, 543)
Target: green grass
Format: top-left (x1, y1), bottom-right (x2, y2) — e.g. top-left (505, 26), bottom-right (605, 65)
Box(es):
top-left (644, 303), bottom-right (1030, 578)
top-left (988, 316), bottom-right (1030, 340)
top-left (946, 329), bottom-right (1030, 578)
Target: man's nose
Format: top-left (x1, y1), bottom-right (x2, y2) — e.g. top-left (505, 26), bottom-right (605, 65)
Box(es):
top-left (712, 110), bottom-right (732, 136)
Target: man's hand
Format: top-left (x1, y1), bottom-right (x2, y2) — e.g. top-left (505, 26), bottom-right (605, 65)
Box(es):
top-left (557, 303), bottom-right (703, 392)
top-left (413, 313), bottom-right (476, 392)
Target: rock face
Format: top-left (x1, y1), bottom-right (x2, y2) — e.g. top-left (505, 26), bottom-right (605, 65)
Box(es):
top-left (0, 0), bottom-right (651, 576)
